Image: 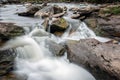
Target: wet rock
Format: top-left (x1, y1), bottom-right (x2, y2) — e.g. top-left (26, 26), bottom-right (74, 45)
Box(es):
top-left (18, 3), bottom-right (48, 17)
top-left (52, 11), bottom-right (66, 18)
top-left (34, 5), bottom-right (64, 18)
top-left (50, 18), bottom-right (69, 36)
top-left (34, 5), bottom-right (53, 18)
top-left (71, 7), bottom-right (99, 21)
top-left (85, 18), bottom-right (98, 29)
top-left (78, 11), bottom-right (93, 20)
top-left (0, 73), bottom-right (18, 80)
top-left (0, 0), bottom-right (20, 4)
top-left (42, 18), bottom-right (49, 30)
top-left (41, 2), bottom-right (47, 7)
top-left (45, 39), bottom-right (65, 56)
top-left (53, 5), bottom-right (63, 14)
top-left (85, 16), bottom-right (120, 40)
top-left (105, 39), bottom-right (119, 44)
top-left (0, 22), bottom-right (24, 43)
top-left (66, 39), bottom-right (120, 80)
top-left (18, 6), bottom-right (40, 17)
top-left (34, 11), bottom-right (50, 18)
top-left (0, 49), bottom-right (16, 76)
top-left (63, 6), bottom-right (67, 11)
top-left (42, 18), bottom-right (69, 36)
top-left (83, 4), bottom-right (120, 41)
top-left (0, 3), bottom-right (3, 7)
top-left (71, 14), bottom-right (80, 19)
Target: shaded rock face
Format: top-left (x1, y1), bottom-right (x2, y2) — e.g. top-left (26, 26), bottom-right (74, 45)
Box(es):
top-left (85, 17), bottom-right (120, 41)
top-left (34, 5), bottom-right (53, 18)
top-left (50, 18), bottom-right (69, 36)
top-left (50, 18), bottom-right (69, 33)
top-left (53, 5), bottom-right (63, 14)
top-left (70, 6), bottom-right (100, 21)
top-left (18, 6), bottom-right (40, 17)
top-left (0, 22), bottom-right (24, 44)
top-left (0, 49), bottom-right (18, 80)
top-left (0, 0), bottom-right (20, 4)
top-left (0, 49), bottom-right (16, 76)
top-left (45, 39), bottom-right (65, 56)
top-left (42, 18), bottom-right (69, 36)
top-left (66, 39), bottom-right (120, 80)
top-left (34, 5), bottom-right (64, 18)
top-left (18, 3), bottom-right (64, 18)
top-left (83, 4), bottom-right (120, 41)
top-left (18, 3), bottom-right (48, 17)
top-left (0, 73), bottom-right (18, 80)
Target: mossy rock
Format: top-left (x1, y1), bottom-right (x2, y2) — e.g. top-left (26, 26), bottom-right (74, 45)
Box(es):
top-left (100, 5), bottom-right (120, 15)
top-left (49, 18), bottom-right (69, 36)
top-left (0, 22), bottom-right (24, 42)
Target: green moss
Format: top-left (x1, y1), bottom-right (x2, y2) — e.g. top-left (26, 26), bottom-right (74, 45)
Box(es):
top-left (103, 6), bottom-right (120, 15)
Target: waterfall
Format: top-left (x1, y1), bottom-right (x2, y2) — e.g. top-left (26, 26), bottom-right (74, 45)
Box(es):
top-left (0, 26), bottom-right (96, 80)
top-left (0, 35), bottom-right (95, 80)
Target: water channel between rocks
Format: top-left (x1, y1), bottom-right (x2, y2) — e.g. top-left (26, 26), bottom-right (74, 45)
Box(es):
top-left (0, 3), bottom-right (111, 80)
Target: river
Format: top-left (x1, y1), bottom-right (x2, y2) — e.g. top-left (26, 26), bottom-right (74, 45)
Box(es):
top-left (0, 3), bottom-right (111, 80)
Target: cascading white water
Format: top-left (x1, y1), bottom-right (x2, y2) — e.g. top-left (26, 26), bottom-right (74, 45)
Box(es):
top-left (0, 34), bottom-right (95, 80)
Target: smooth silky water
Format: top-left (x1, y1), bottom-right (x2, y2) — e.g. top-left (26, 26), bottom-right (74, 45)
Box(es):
top-left (0, 3), bottom-right (111, 80)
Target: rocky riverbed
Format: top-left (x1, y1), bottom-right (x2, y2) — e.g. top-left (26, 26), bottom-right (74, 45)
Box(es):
top-left (0, 2), bottom-right (120, 80)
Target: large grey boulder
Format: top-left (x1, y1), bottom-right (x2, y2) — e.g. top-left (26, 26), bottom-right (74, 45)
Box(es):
top-left (66, 39), bottom-right (120, 80)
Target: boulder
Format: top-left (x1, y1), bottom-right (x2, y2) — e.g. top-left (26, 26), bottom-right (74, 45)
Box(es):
top-left (34, 5), bottom-right (53, 18)
top-left (71, 14), bottom-right (80, 19)
top-left (0, 3), bottom-right (3, 7)
top-left (0, 73), bottom-right (18, 80)
top-left (0, 0), bottom-right (20, 4)
top-left (85, 18), bottom-right (97, 29)
top-left (0, 22), bottom-right (24, 44)
top-left (71, 10), bottom-right (97, 21)
top-left (0, 49), bottom-right (15, 76)
top-left (50, 18), bottom-right (69, 36)
top-left (34, 11), bottom-right (50, 18)
top-left (66, 39), bottom-right (120, 80)
top-left (42, 18), bottom-right (69, 36)
top-left (42, 18), bottom-right (49, 30)
top-left (18, 6), bottom-right (40, 17)
top-left (53, 5), bottom-right (63, 14)
top-left (0, 49), bottom-right (18, 80)
top-left (85, 16), bottom-right (120, 41)
top-left (52, 11), bottom-right (66, 18)
top-left (45, 39), bottom-right (65, 56)
top-left (34, 5), bottom-right (65, 18)
top-left (70, 6), bottom-right (100, 20)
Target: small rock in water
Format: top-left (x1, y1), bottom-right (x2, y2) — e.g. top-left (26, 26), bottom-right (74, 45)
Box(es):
top-left (50, 18), bottom-right (69, 36)
top-left (42, 18), bottom-right (69, 36)
top-left (45, 39), bottom-right (65, 56)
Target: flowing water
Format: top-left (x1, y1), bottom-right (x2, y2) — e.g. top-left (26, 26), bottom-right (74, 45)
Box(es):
top-left (0, 3), bottom-right (111, 80)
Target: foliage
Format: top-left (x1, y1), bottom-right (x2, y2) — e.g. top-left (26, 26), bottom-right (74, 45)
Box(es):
top-left (103, 6), bottom-right (120, 15)
top-left (70, 0), bottom-right (120, 3)
top-left (20, 0), bottom-right (120, 3)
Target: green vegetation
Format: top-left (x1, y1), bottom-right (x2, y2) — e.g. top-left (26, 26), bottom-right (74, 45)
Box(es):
top-left (103, 6), bottom-right (120, 15)
top-left (20, 0), bottom-right (120, 3)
